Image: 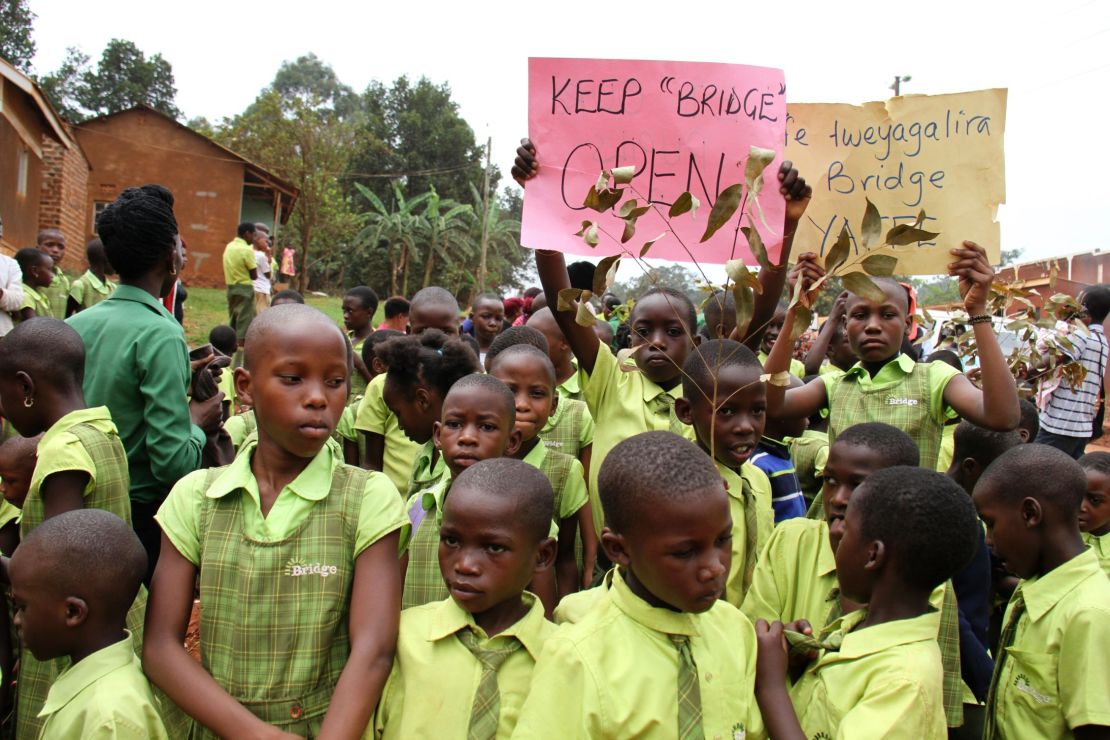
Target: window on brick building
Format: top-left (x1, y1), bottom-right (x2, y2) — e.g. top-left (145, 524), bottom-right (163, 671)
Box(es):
top-left (16, 148), bottom-right (29, 197)
top-left (92, 201), bottom-right (110, 234)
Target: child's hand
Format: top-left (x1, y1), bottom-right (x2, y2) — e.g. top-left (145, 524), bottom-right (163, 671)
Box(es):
top-left (786, 253), bottom-right (826, 309)
top-left (829, 292), bottom-right (849, 321)
top-left (754, 619), bottom-right (789, 690)
top-left (778, 161), bottom-right (812, 225)
top-left (949, 241), bottom-right (994, 315)
top-left (511, 139), bottom-right (539, 187)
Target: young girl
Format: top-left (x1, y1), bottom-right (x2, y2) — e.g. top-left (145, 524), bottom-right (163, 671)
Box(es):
top-left (0, 318), bottom-right (145, 739)
top-left (144, 305), bottom-right (407, 739)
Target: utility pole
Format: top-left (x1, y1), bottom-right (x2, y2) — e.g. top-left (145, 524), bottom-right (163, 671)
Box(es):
top-left (478, 135), bottom-right (492, 291)
top-left (890, 75), bottom-right (912, 97)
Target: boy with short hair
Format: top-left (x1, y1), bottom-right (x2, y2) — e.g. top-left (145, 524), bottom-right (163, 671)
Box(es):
top-left (469, 293), bottom-right (505, 364)
top-left (343, 286), bottom-right (379, 398)
top-left (378, 296), bottom-right (409, 332)
top-left (675, 339), bottom-right (775, 607)
top-left (374, 459), bottom-right (557, 738)
top-left (36, 228), bottom-right (69, 320)
top-left (8, 509), bottom-right (168, 738)
top-left (66, 239), bottom-right (116, 316)
top-left (403, 374), bottom-right (522, 609)
top-left (409, 286), bottom-right (461, 335)
top-left (973, 444), bottom-right (1110, 738)
top-left (1017, 398), bottom-right (1040, 443)
top-left (1078, 451), bottom-right (1110, 574)
top-left (758, 302), bottom-right (806, 377)
top-left (14, 248), bottom-right (53, 323)
top-left (754, 466), bottom-right (981, 738)
top-left (514, 431), bottom-right (764, 738)
top-left (270, 288), bottom-right (304, 306)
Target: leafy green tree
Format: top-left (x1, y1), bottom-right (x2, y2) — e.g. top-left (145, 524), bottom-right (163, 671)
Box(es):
top-left (37, 47), bottom-right (89, 120)
top-left (0, 0), bottom-right (35, 72)
top-left (354, 182), bottom-right (431, 297)
top-left (272, 53), bottom-right (356, 116)
top-left (613, 263), bottom-right (701, 306)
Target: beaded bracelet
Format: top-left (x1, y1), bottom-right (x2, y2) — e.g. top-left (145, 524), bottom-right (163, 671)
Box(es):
top-left (968, 314), bottom-right (992, 325)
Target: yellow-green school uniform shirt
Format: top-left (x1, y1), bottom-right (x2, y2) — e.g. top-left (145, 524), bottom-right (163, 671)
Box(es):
top-left (374, 593), bottom-right (554, 739)
top-left (581, 343), bottom-right (695, 537)
top-left (936, 422), bottom-right (957, 472)
top-left (20, 282), bottom-right (51, 319)
top-left (1083, 531), bottom-right (1110, 575)
top-left (25, 407), bottom-right (126, 510)
top-left (216, 365), bottom-right (237, 415)
top-left (521, 442), bottom-right (588, 522)
top-left (0, 498), bottom-right (20, 533)
top-left (402, 476), bottom-right (453, 608)
top-left (720, 461), bottom-right (775, 608)
top-left (38, 632), bottom-right (168, 739)
top-left (789, 608), bottom-right (947, 739)
top-left (349, 333), bottom-right (369, 398)
top-left (539, 395), bottom-right (594, 459)
top-left (224, 410), bottom-right (256, 451)
top-left (989, 548), bottom-right (1110, 737)
top-left (68, 269), bottom-right (116, 311)
top-left (759, 350), bottom-right (806, 379)
top-left (222, 237), bottom-right (256, 285)
top-left (355, 374), bottom-right (422, 495)
top-left (557, 365), bottom-right (583, 402)
top-left (513, 568), bottom-right (764, 739)
top-left (553, 568), bottom-right (613, 625)
top-left (156, 437), bottom-right (407, 565)
top-left (741, 517), bottom-right (838, 630)
top-left (41, 269), bottom-right (70, 319)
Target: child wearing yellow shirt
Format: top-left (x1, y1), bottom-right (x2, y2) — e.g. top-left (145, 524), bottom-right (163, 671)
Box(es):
top-left (66, 238), bottom-right (117, 316)
top-left (675, 339), bottom-right (775, 607)
top-left (14, 247), bottom-right (53, 323)
top-left (1078, 452), bottom-right (1110, 575)
top-left (975, 445), bottom-right (1110, 738)
top-left (374, 459), bottom-right (557, 738)
top-left (755, 466), bottom-right (980, 739)
top-left (8, 510), bottom-right (167, 738)
top-left (515, 431), bottom-right (764, 738)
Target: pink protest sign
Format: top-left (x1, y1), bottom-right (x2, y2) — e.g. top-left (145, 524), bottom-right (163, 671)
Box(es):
top-left (522, 57), bottom-right (788, 265)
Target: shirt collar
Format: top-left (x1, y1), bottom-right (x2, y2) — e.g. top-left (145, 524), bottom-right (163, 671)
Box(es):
top-left (759, 436), bottom-right (790, 456)
top-left (427, 592), bottom-right (549, 659)
top-left (38, 633), bottom-right (136, 717)
top-left (417, 475), bottom-right (452, 519)
top-left (842, 353), bottom-right (916, 380)
top-left (608, 566), bottom-right (701, 637)
top-left (37, 407), bottom-right (113, 455)
top-left (107, 284), bottom-right (174, 318)
top-left (641, 374), bottom-right (683, 404)
top-left (829, 608), bottom-right (941, 660)
top-left (206, 437), bottom-right (339, 503)
top-left (817, 521), bottom-right (837, 577)
top-left (23, 283), bottom-right (44, 300)
top-left (1019, 548), bottom-right (1105, 622)
top-left (82, 270), bottom-right (108, 291)
top-left (717, 462), bottom-right (747, 503)
top-left (558, 364), bottom-right (581, 396)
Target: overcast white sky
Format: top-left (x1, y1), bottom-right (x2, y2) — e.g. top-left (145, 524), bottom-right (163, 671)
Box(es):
top-left (28, 0), bottom-right (1110, 275)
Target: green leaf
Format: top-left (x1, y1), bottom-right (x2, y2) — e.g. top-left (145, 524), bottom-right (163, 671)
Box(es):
top-left (575, 291), bottom-right (596, 327)
top-left (744, 146), bottom-right (776, 196)
top-left (621, 219), bottom-right (636, 244)
top-left (732, 282), bottom-right (755, 338)
top-left (860, 198), bottom-right (881, 250)
top-left (611, 165), bottom-right (636, 185)
top-left (557, 288), bottom-right (583, 312)
top-left (700, 183), bottom-right (744, 242)
top-left (741, 223), bottom-right (773, 271)
top-left (861, 254), bottom-right (899, 277)
top-left (584, 187), bottom-right (623, 213)
top-left (885, 224), bottom-right (940, 246)
top-left (842, 271), bottom-right (887, 303)
top-left (790, 269), bottom-right (805, 307)
top-left (669, 192), bottom-right (699, 218)
top-left (618, 199), bottom-right (640, 218)
top-left (824, 225), bottom-right (851, 273)
top-left (593, 255), bottom-right (620, 296)
top-left (640, 233), bottom-right (666, 258)
top-left (789, 305), bottom-right (813, 342)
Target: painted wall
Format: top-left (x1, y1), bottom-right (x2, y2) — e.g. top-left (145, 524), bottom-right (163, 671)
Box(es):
top-left (0, 77), bottom-right (48, 254)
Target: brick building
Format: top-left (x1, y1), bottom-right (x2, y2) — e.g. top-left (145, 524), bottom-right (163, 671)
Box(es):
top-left (996, 249), bottom-right (1110, 310)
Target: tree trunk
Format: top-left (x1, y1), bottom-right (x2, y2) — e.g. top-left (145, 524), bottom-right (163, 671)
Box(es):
top-left (399, 243), bottom-right (410, 298)
top-left (297, 224), bottom-right (311, 293)
top-left (421, 240), bottom-right (436, 290)
top-left (389, 241), bottom-right (400, 296)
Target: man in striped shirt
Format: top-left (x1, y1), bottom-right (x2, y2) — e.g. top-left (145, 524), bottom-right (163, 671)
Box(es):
top-left (1036, 287), bottom-right (1110, 458)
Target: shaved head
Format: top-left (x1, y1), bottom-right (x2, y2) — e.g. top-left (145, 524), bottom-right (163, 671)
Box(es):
top-left (845, 277), bottom-right (910, 313)
top-left (243, 304), bottom-right (348, 371)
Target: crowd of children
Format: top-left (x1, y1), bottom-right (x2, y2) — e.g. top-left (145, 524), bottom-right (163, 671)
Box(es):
top-left (0, 141), bottom-right (1105, 740)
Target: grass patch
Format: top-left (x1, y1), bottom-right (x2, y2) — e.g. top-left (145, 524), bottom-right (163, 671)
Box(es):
top-left (182, 287), bottom-right (351, 346)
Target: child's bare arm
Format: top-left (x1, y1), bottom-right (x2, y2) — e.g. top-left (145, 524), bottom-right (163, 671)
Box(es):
top-left (576, 498), bottom-right (597, 590)
top-left (556, 515), bottom-right (580, 601)
top-left (754, 620), bottom-right (808, 740)
top-left (530, 566), bottom-right (558, 619)
top-left (745, 162), bottom-right (813, 351)
top-left (362, 431), bottom-right (385, 472)
top-left (144, 535), bottom-right (296, 739)
top-left (319, 532), bottom-right (401, 739)
top-left (343, 438), bottom-right (360, 466)
top-left (804, 293), bottom-right (847, 376)
top-left (942, 241), bottom-right (1020, 431)
top-left (39, 471), bottom-right (89, 519)
top-left (764, 255), bottom-right (828, 420)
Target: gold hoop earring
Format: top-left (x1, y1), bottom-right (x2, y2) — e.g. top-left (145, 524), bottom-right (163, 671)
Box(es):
top-left (23, 396), bottom-right (33, 408)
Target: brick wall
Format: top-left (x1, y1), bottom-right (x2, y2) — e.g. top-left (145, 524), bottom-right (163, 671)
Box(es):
top-left (37, 133), bottom-right (90, 272)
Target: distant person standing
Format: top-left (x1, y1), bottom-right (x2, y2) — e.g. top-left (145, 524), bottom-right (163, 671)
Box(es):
top-left (251, 223), bottom-right (272, 315)
top-left (37, 228), bottom-right (69, 319)
top-left (280, 245), bottom-right (296, 283)
top-left (0, 215), bottom-right (24, 337)
top-left (222, 223), bottom-right (257, 344)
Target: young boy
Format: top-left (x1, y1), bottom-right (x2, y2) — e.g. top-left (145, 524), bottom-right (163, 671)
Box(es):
top-left (1078, 452), bottom-right (1110, 574)
top-left (973, 444), bottom-right (1110, 737)
top-left (36, 228), bottom-right (69, 320)
top-left (373, 459), bottom-right (557, 738)
top-left (469, 293), bottom-right (505, 363)
top-left (343, 286), bottom-right (379, 398)
top-left (751, 375), bottom-right (808, 522)
top-left (527, 307), bottom-right (584, 401)
top-left (378, 295), bottom-right (409, 332)
top-left (403, 374), bottom-right (522, 610)
top-left (145, 305), bottom-right (406, 738)
top-left (675, 339), bottom-right (775, 607)
top-left (758, 302), bottom-right (806, 377)
top-left (66, 239), bottom-right (117, 316)
top-left (8, 509), bottom-right (167, 738)
top-left (514, 431), bottom-right (763, 737)
top-left (409, 286), bottom-right (461, 335)
top-left (754, 466), bottom-right (980, 738)
top-left (14, 247), bottom-right (53, 323)
top-left (1017, 398), bottom-right (1040, 443)
top-left (489, 345), bottom-right (593, 596)
top-left (270, 288), bottom-right (304, 306)
top-left (765, 242), bottom-right (1020, 470)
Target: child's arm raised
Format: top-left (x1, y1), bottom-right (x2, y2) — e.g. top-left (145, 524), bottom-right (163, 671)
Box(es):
top-left (144, 535), bottom-right (299, 740)
top-left (941, 241), bottom-right (1020, 431)
top-left (754, 620), bottom-right (807, 740)
top-left (803, 292), bottom-right (847, 376)
top-left (763, 254), bottom-right (829, 420)
top-left (318, 532), bottom-right (401, 739)
top-left (743, 163), bottom-right (812, 351)
top-left (513, 139), bottom-right (603, 376)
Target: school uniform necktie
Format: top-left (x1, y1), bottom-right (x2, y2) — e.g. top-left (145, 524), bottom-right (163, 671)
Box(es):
top-left (818, 587), bottom-right (845, 643)
top-left (983, 591), bottom-right (1026, 740)
top-left (669, 634), bottom-right (704, 740)
top-left (457, 627), bottom-right (521, 740)
top-left (741, 482), bottom-right (760, 594)
top-left (649, 393), bottom-right (687, 436)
